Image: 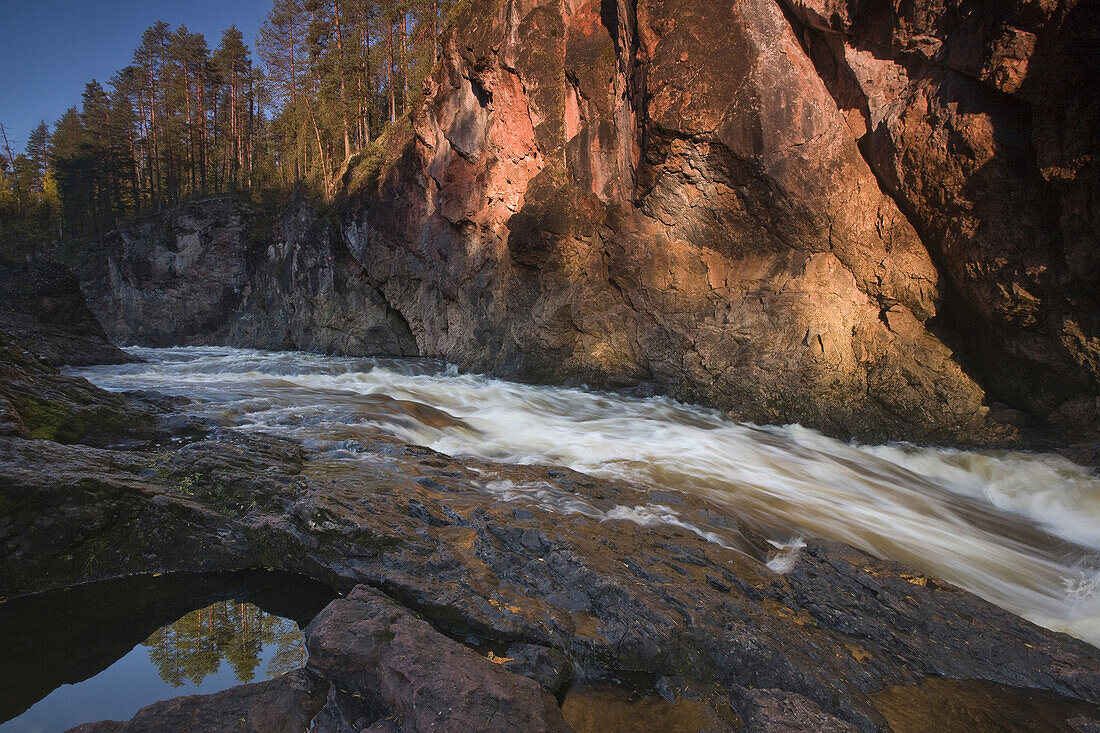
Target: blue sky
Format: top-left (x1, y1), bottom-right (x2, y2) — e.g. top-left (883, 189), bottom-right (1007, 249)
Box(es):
top-left (0, 0), bottom-right (271, 153)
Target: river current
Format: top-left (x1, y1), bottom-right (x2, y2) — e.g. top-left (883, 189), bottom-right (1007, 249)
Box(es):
top-left (70, 347), bottom-right (1100, 647)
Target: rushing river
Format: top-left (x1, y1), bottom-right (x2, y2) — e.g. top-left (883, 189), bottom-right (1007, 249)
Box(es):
top-left (70, 347), bottom-right (1100, 647)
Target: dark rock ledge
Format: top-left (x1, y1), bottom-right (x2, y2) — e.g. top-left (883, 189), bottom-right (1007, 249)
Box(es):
top-left (1, 334), bottom-right (1098, 732)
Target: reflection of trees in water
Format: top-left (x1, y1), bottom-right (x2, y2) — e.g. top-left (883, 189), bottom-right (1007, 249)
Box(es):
top-left (142, 601), bottom-right (305, 687)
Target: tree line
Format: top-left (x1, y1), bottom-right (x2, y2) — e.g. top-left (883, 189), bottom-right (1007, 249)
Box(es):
top-left (0, 0), bottom-right (455, 245)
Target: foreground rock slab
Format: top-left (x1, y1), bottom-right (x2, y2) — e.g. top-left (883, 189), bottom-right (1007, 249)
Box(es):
top-left (66, 669), bottom-right (328, 733)
top-left (3, 426), bottom-right (1099, 731)
top-left (306, 585), bottom-right (569, 731)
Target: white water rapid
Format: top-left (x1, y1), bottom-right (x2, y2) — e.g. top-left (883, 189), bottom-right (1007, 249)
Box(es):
top-left (70, 347), bottom-right (1100, 646)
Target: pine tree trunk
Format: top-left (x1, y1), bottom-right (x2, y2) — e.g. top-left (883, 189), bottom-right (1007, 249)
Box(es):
top-left (334, 0), bottom-right (351, 159)
top-left (198, 74), bottom-right (207, 195)
top-left (388, 20), bottom-right (396, 124)
top-left (184, 63), bottom-right (196, 197)
top-left (402, 13), bottom-right (409, 112)
top-left (362, 15), bottom-right (373, 142)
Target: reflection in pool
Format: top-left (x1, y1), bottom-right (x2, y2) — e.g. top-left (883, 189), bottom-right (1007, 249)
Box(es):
top-left (142, 600), bottom-right (305, 688)
top-left (0, 571), bottom-right (336, 733)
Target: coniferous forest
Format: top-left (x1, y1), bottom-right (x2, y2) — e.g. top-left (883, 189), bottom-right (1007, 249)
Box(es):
top-left (0, 0), bottom-right (449, 250)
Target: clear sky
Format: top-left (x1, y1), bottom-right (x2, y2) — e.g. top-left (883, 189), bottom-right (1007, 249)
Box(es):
top-left (0, 0), bottom-right (272, 153)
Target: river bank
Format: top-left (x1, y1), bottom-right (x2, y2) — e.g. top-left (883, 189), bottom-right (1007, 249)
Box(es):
top-left (2, 329), bottom-right (1099, 731)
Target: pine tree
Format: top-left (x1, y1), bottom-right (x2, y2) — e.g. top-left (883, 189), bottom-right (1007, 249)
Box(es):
top-left (50, 107), bottom-right (89, 230)
top-left (25, 122), bottom-right (50, 193)
top-left (134, 21), bottom-right (172, 207)
top-left (214, 26), bottom-right (255, 190)
top-left (259, 0), bottom-right (309, 181)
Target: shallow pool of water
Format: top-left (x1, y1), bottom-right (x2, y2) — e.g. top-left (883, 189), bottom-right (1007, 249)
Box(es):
top-left (0, 571), bottom-right (336, 732)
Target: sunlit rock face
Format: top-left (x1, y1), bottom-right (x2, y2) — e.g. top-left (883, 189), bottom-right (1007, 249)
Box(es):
top-left (70, 0), bottom-right (1098, 447)
top-left (779, 0), bottom-right (1100, 440)
top-left (337, 0), bottom-right (1013, 445)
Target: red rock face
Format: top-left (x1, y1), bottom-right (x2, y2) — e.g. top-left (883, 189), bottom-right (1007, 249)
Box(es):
top-left (782, 0), bottom-right (1100, 441)
top-left (336, 0), bottom-right (1087, 445)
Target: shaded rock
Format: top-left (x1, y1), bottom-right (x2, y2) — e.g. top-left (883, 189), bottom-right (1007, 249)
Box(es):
top-left (65, 668), bottom-right (328, 733)
top-left (0, 329), bottom-right (164, 447)
top-left (868, 677), bottom-right (1100, 733)
top-left (560, 678), bottom-right (735, 732)
top-left (73, 195), bottom-right (415, 356)
top-left (733, 687), bottom-right (859, 732)
top-left (73, 197), bottom-right (251, 348)
top-left (304, 585), bottom-right (570, 731)
top-left (0, 255), bottom-right (135, 367)
top-left (502, 642), bottom-right (573, 695)
top-left (0, 395), bottom-right (28, 438)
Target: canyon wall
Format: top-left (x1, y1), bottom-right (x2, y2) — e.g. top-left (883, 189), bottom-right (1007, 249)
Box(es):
top-left (75, 0), bottom-right (1099, 448)
top-left (77, 196), bottom-right (415, 357)
top-left (336, 0), bottom-right (1026, 445)
top-left (780, 0), bottom-right (1100, 444)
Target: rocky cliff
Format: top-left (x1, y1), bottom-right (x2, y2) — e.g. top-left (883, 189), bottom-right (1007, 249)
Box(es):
top-left (72, 0), bottom-right (1099, 448)
top-left (780, 0), bottom-right (1100, 445)
top-left (76, 196), bottom-right (415, 357)
top-left (0, 255), bottom-right (136, 368)
top-left (334, 0), bottom-right (1024, 445)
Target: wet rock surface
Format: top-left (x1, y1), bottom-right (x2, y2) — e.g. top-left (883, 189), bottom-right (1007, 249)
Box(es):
top-left (868, 677), bottom-right (1100, 733)
top-left (1, 344), bottom-right (1098, 731)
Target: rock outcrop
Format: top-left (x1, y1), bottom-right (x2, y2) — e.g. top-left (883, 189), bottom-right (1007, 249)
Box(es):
top-left (780, 0), bottom-right (1100, 447)
top-left (306, 586), bottom-right (569, 731)
top-left (0, 329), bottom-right (197, 446)
top-left (76, 196), bottom-right (415, 357)
top-left (0, 255), bottom-right (135, 367)
top-left (337, 0), bottom-right (1011, 446)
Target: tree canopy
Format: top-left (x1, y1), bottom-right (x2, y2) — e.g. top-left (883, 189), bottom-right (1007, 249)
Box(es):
top-left (1, 0), bottom-right (458, 247)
